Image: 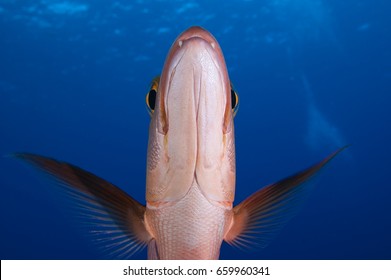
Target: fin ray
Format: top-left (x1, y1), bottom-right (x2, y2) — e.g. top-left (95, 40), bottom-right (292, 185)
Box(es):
top-left (14, 153), bottom-right (151, 259)
top-left (224, 146), bottom-right (347, 249)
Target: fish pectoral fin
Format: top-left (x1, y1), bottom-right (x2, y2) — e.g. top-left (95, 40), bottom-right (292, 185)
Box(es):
top-left (224, 146), bottom-right (347, 249)
top-left (14, 153), bottom-right (151, 258)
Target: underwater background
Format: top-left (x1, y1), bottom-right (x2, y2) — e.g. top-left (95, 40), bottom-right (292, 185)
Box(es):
top-left (1, 0), bottom-right (390, 260)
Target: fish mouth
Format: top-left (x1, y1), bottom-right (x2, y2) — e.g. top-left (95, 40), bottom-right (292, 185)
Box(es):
top-left (176, 26), bottom-right (220, 50)
top-left (160, 26), bottom-right (232, 134)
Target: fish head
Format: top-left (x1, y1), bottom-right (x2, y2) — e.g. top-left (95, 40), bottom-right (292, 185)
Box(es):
top-left (146, 26), bottom-right (236, 208)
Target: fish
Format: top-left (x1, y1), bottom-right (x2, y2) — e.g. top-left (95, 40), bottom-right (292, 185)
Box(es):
top-left (15, 26), bottom-right (346, 260)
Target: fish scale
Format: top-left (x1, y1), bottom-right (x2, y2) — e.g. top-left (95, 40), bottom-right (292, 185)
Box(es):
top-left (146, 182), bottom-right (232, 259)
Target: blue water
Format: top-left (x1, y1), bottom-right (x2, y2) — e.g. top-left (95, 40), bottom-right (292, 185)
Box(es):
top-left (1, 0), bottom-right (390, 260)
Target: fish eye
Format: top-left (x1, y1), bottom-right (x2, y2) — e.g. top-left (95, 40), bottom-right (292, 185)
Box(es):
top-left (230, 83), bottom-right (239, 117)
top-left (146, 77), bottom-right (160, 116)
top-left (147, 89), bottom-right (156, 110)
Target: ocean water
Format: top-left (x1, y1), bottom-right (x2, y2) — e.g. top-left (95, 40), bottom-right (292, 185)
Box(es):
top-left (1, 0), bottom-right (390, 260)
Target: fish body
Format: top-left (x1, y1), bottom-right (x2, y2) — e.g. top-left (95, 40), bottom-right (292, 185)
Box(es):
top-left (144, 27), bottom-right (235, 259)
top-left (16, 27), bottom-right (345, 260)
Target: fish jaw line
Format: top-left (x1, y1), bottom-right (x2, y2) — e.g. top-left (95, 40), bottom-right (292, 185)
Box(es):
top-left (146, 27), bottom-right (235, 207)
